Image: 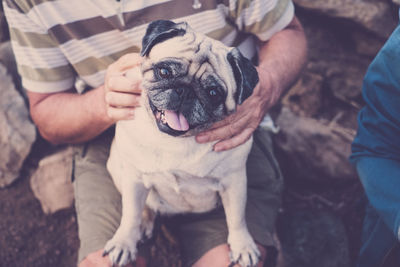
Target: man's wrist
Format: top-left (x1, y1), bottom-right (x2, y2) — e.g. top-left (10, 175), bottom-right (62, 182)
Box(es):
top-left (256, 66), bottom-right (281, 110)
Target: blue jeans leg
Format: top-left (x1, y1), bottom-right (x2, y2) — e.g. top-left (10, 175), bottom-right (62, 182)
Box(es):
top-left (356, 203), bottom-right (397, 267)
top-left (355, 157), bottom-right (400, 266)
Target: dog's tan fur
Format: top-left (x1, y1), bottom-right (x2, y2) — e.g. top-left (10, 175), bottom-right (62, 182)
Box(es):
top-left (105, 22), bottom-right (260, 267)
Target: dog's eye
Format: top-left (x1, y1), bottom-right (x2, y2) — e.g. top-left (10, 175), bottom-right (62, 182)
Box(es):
top-left (208, 88), bottom-right (222, 104)
top-left (209, 88), bottom-right (218, 97)
top-left (158, 67), bottom-right (173, 79)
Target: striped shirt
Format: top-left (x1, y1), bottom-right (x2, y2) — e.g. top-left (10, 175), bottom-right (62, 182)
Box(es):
top-left (4, 0), bottom-right (294, 93)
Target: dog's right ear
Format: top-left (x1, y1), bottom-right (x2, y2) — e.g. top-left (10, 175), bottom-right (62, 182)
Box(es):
top-left (227, 48), bottom-right (259, 105)
top-left (141, 20), bottom-right (187, 57)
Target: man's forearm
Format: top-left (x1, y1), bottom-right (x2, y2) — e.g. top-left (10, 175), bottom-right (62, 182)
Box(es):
top-left (28, 54), bottom-right (143, 145)
top-left (257, 16), bottom-right (307, 109)
top-left (28, 86), bottom-right (115, 145)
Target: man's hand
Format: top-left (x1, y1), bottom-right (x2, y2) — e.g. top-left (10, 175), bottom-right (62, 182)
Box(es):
top-left (195, 16), bottom-right (307, 151)
top-left (104, 53), bottom-right (143, 122)
top-left (196, 68), bottom-right (276, 152)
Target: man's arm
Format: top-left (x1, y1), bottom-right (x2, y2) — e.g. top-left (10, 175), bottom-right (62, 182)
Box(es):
top-left (28, 54), bottom-right (143, 145)
top-left (28, 86), bottom-right (113, 144)
top-left (196, 16), bottom-right (307, 151)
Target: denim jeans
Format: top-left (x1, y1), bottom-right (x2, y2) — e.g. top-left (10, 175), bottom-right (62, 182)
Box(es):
top-left (355, 157), bottom-right (400, 267)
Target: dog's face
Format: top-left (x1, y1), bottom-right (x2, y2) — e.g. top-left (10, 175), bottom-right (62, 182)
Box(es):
top-left (139, 20), bottom-right (259, 136)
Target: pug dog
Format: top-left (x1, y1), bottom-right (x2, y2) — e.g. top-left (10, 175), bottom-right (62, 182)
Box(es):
top-left (104, 20), bottom-right (260, 267)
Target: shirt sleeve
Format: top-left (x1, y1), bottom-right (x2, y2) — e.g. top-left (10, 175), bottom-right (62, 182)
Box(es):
top-left (3, 0), bottom-right (75, 93)
top-left (228, 0), bottom-right (295, 41)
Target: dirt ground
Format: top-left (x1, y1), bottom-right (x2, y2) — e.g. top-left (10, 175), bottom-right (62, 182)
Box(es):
top-left (0, 137), bottom-right (394, 267)
top-left (0, 140), bottom-right (79, 267)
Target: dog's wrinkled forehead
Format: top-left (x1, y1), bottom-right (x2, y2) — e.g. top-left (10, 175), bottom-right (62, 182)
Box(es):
top-left (146, 31), bottom-right (229, 62)
top-left (141, 20), bottom-right (231, 59)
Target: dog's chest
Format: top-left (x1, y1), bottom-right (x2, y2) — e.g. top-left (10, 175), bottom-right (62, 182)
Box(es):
top-left (143, 170), bottom-right (223, 214)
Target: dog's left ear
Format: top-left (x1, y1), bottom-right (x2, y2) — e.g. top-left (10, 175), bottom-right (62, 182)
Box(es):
top-left (227, 48), bottom-right (259, 105)
top-left (141, 20), bottom-right (187, 57)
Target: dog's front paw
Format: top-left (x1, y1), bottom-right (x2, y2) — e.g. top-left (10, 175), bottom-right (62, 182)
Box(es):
top-left (103, 234), bottom-right (138, 266)
top-left (228, 231), bottom-right (260, 267)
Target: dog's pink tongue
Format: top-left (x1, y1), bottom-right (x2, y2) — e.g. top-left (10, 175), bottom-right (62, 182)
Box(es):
top-left (164, 110), bottom-right (189, 131)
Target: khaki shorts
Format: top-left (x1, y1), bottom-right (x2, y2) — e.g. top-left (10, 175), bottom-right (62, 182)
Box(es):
top-left (73, 126), bottom-right (283, 266)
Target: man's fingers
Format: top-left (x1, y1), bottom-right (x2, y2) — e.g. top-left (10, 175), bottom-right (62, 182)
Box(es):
top-left (206, 117), bottom-right (230, 131)
top-left (106, 106), bottom-right (135, 121)
top-left (205, 100), bottom-right (256, 131)
top-left (112, 53), bottom-right (143, 72)
top-left (105, 91), bottom-right (141, 108)
top-left (213, 127), bottom-right (254, 152)
top-left (196, 113), bottom-right (251, 143)
top-left (196, 123), bottom-right (230, 143)
top-left (107, 76), bottom-right (141, 93)
top-left (102, 53), bottom-right (143, 123)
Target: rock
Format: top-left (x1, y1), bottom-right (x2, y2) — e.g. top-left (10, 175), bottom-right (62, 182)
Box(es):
top-left (352, 30), bottom-right (387, 57)
top-left (274, 107), bottom-right (357, 182)
top-left (294, 0), bottom-right (397, 39)
top-left (275, 7), bottom-right (394, 184)
top-left (0, 63), bottom-right (36, 188)
top-left (278, 210), bottom-right (350, 267)
top-left (297, 9), bottom-right (377, 107)
top-left (30, 147), bottom-right (74, 214)
top-left (0, 42), bottom-right (17, 78)
top-left (283, 66), bottom-right (364, 127)
top-left (283, 72), bottom-right (324, 118)
top-left (0, 42), bottom-right (21, 95)
top-left (0, 2), bottom-right (9, 42)
top-left (325, 63), bottom-right (366, 101)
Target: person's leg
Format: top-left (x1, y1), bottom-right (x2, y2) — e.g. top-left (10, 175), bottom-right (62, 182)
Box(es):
top-left (356, 203), bottom-right (397, 267)
top-left (79, 249), bottom-right (146, 267)
top-left (73, 129), bottom-right (147, 267)
top-left (355, 156), bottom-right (400, 267)
top-left (170, 126), bottom-right (283, 267)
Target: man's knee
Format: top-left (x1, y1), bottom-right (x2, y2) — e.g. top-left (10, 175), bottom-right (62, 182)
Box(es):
top-left (78, 249), bottom-right (141, 267)
top-left (79, 249), bottom-right (111, 267)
